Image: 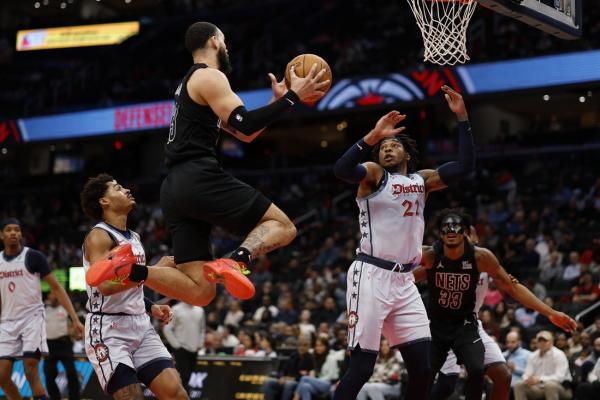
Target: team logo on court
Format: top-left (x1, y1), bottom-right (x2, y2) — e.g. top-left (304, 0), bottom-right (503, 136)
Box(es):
top-left (348, 311), bottom-right (359, 329)
top-left (94, 343), bottom-right (110, 362)
top-left (8, 282), bottom-right (15, 292)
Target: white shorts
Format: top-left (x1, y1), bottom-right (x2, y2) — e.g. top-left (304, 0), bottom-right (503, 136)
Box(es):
top-left (440, 320), bottom-right (505, 375)
top-left (85, 313), bottom-right (172, 391)
top-left (0, 311), bottom-right (48, 359)
top-left (346, 260), bottom-right (431, 353)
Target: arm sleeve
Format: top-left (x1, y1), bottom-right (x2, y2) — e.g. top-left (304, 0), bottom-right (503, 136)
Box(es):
top-left (25, 250), bottom-right (52, 278)
top-left (333, 139), bottom-right (372, 183)
top-left (437, 120), bottom-right (475, 185)
top-left (227, 91), bottom-right (299, 135)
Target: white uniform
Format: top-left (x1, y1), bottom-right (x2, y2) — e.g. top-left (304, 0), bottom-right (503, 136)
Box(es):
top-left (0, 247), bottom-right (49, 358)
top-left (440, 272), bottom-right (506, 375)
top-left (347, 172), bottom-right (430, 352)
top-left (83, 222), bottom-right (171, 391)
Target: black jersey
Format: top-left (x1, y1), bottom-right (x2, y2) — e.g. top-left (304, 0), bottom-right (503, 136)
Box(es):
top-left (165, 64), bottom-right (221, 167)
top-left (426, 240), bottom-right (479, 320)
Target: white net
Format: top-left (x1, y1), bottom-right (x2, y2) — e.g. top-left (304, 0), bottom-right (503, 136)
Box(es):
top-left (406, 0), bottom-right (478, 65)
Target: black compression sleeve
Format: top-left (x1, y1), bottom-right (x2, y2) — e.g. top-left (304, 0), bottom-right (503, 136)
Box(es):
top-left (437, 120), bottom-right (475, 184)
top-left (227, 90), bottom-right (300, 135)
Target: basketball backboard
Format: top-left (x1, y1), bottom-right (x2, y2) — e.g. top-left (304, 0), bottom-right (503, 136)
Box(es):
top-left (477, 0), bottom-right (582, 39)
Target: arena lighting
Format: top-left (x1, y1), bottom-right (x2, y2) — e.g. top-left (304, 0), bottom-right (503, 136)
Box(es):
top-left (543, 94), bottom-right (550, 101)
top-left (578, 96), bottom-right (586, 103)
top-left (1, 148), bottom-right (7, 155)
top-left (34, 2), bottom-right (40, 8)
top-left (60, 2), bottom-right (66, 9)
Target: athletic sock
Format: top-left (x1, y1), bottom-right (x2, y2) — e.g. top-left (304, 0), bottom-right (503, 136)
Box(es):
top-left (128, 264), bottom-right (149, 282)
top-left (229, 247), bottom-right (252, 266)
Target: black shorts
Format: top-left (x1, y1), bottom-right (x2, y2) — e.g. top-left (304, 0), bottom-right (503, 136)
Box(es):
top-left (160, 158), bottom-right (272, 263)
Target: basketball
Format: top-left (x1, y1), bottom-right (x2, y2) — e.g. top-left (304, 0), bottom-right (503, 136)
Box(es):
top-left (284, 54), bottom-right (333, 102)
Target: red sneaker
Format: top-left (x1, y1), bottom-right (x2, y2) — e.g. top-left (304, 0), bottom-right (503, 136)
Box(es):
top-left (203, 259), bottom-right (255, 300)
top-left (86, 244), bottom-right (137, 287)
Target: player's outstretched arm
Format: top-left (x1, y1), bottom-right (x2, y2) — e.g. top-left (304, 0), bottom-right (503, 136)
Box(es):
top-left (333, 111), bottom-right (405, 186)
top-left (84, 229), bottom-right (137, 296)
top-left (421, 86), bottom-right (475, 193)
top-left (190, 65), bottom-right (327, 140)
top-left (476, 247), bottom-right (577, 332)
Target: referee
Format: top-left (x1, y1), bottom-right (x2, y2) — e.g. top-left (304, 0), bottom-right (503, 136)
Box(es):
top-left (44, 291), bottom-right (81, 400)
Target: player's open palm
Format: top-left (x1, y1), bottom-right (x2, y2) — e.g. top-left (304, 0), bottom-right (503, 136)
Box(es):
top-left (549, 311), bottom-right (577, 333)
top-left (373, 111), bottom-right (406, 140)
top-left (289, 64), bottom-right (329, 102)
top-left (441, 85), bottom-right (468, 120)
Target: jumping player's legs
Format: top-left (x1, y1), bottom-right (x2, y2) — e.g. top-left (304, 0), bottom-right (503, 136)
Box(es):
top-left (238, 203), bottom-right (296, 258)
top-left (431, 372), bottom-right (459, 400)
top-left (146, 368), bottom-right (188, 400)
top-left (0, 359), bottom-right (21, 400)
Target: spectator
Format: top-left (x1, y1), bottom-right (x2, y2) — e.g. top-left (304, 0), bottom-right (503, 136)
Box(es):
top-left (562, 251), bottom-right (582, 283)
top-left (235, 329), bottom-right (258, 356)
top-left (484, 279), bottom-right (504, 308)
top-left (251, 256), bottom-right (273, 288)
top-left (162, 301), bottom-right (205, 394)
top-left (257, 335), bottom-right (278, 358)
top-left (278, 297), bottom-right (299, 325)
top-left (314, 237), bottom-right (341, 269)
top-left (254, 295), bottom-right (279, 323)
top-left (585, 315), bottom-right (600, 336)
top-left (575, 356), bottom-right (600, 400)
top-left (220, 324), bottom-right (240, 349)
top-left (263, 338), bottom-right (313, 400)
top-left (539, 251), bottom-right (564, 287)
top-left (572, 272), bottom-right (600, 309)
top-left (298, 310), bottom-right (316, 341)
top-left (515, 307), bottom-right (540, 329)
top-left (514, 330), bottom-right (572, 400)
top-left (223, 300), bottom-right (244, 328)
top-left (293, 337), bottom-right (343, 400)
top-left (503, 331), bottom-right (531, 389)
top-left (357, 338), bottom-right (403, 400)
top-left (313, 297), bottom-right (339, 325)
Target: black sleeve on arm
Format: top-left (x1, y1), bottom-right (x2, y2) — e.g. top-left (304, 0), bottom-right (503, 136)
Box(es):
top-left (333, 139), bottom-right (372, 183)
top-left (437, 120), bottom-right (475, 185)
top-left (25, 250), bottom-right (52, 278)
top-left (144, 297), bottom-right (155, 313)
top-left (227, 90), bottom-right (300, 135)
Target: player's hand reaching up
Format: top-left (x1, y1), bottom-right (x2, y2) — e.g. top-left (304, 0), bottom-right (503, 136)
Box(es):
top-left (289, 64), bottom-right (329, 102)
top-left (365, 111), bottom-right (406, 145)
top-left (549, 311), bottom-right (577, 333)
top-left (151, 304), bottom-right (174, 325)
top-left (441, 85), bottom-right (468, 121)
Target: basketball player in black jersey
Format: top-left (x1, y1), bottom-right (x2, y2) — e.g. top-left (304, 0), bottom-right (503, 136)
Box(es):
top-left (415, 209), bottom-right (576, 400)
top-left (86, 22), bottom-right (328, 304)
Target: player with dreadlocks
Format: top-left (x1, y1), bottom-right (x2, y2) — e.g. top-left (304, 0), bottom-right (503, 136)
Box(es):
top-left (332, 85), bottom-right (476, 400)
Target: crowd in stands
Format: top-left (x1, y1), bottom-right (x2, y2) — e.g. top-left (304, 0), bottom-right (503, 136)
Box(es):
top-left (1, 146), bottom-right (599, 397)
top-left (1, 0), bottom-right (599, 118)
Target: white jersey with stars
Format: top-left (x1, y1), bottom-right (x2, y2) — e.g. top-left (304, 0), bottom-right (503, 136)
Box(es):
top-left (83, 222), bottom-right (146, 315)
top-left (357, 171), bottom-right (426, 265)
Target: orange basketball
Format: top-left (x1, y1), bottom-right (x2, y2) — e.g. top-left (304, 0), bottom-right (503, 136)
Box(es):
top-left (284, 54), bottom-right (333, 102)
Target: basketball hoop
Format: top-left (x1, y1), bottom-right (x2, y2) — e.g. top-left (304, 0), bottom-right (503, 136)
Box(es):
top-left (406, 0), bottom-right (478, 65)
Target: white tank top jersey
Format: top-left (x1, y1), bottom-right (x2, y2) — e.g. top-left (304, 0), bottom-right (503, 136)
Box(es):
top-left (357, 171), bottom-right (426, 265)
top-left (474, 272), bottom-right (489, 314)
top-left (0, 247), bottom-right (45, 322)
top-left (83, 222), bottom-right (146, 315)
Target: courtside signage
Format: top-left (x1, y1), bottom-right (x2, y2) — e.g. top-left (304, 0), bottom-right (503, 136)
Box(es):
top-left (16, 21), bottom-right (140, 51)
top-left (8, 51), bottom-right (600, 142)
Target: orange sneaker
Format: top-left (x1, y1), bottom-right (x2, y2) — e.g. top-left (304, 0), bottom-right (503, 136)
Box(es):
top-left (86, 244), bottom-right (137, 287)
top-left (203, 259), bottom-right (255, 300)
